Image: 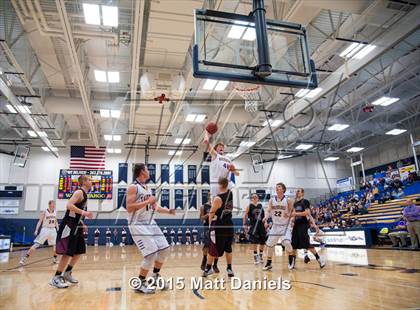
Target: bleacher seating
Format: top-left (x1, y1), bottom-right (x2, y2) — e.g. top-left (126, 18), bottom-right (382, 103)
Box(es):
top-left (344, 194), bottom-right (420, 225)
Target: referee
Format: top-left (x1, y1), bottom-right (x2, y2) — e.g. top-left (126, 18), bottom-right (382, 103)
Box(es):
top-left (291, 188), bottom-right (325, 268)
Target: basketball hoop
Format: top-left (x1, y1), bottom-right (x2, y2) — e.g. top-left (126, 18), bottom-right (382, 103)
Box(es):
top-left (235, 83), bottom-right (261, 113)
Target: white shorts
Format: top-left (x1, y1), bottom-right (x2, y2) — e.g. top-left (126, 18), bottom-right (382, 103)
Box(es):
top-left (129, 221), bottom-right (169, 257)
top-left (266, 222), bottom-right (293, 247)
top-left (34, 227), bottom-right (57, 246)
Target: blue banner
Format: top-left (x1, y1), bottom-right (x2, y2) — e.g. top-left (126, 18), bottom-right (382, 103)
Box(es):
top-left (188, 165), bottom-right (197, 184)
top-left (201, 165), bottom-right (210, 185)
top-left (188, 189), bottom-right (197, 209)
top-left (174, 189), bottom-right (184, 210)
top-left (175, 165), bottom-right (184, 184)
top-left (161, 164), bottom-right (170, 184)
top-left (118, 163), bottom-right (128, 184)
top-left (201, 189), bottom-right (210, 206)
top-left (117, 188), bottom-right (127, 208)
top-left (147, 163), bottom-right (156, 184)
top-left (161, 188), bottom-right (170, 208)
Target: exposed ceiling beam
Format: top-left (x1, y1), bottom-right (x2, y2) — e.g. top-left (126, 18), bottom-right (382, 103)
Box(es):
top-left (129, 0), bottom-right (146, 131)
top-left (0, 76), bottom-right (58, 156)
top-left (55, 0), bottom-right (98, 147)
top-left (232, 5), bottom-right (420, 158)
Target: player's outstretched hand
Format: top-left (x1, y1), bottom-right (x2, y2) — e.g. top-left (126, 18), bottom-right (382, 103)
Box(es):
top-left (228, 163), bottom-right (236, 172)
top-left (203, 131), bottom-right (209, 145)
top-left (169, 209), bottom-right (176, 215)
top-left (83, 211), bottom-right (93, 219)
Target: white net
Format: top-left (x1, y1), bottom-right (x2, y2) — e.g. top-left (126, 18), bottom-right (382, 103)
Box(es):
top-left (235, 84), bottom-right (261, 113)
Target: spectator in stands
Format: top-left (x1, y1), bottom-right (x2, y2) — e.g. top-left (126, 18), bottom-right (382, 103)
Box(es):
top-left (372, 186), bottom-right (380, 202)
top-left (407, 172), bottom-right (419, 184)
top-left (388, 218), bottom-right (408, 247)
top-left (403, 198), bottom-right (420, 249)
top-left (393, 177), bottom-right (403, 190)
top-left (395, 187), bottom-right (405, 199)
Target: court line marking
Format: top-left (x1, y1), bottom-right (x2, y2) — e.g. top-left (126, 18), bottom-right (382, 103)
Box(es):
top-left (1, 257), bottom-right (52, 272)
top-left (291, 280), bottom-right (335, 290)
top-left (121, 265), bottom-right (127, 310)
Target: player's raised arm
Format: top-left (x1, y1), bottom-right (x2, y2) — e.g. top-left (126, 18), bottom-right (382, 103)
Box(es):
top-left (126, 185), bottom-right (155, 213)
top-left (203, 130), bottom-right (218, 160)
top-left (34, 211), bottom-right (45, 236)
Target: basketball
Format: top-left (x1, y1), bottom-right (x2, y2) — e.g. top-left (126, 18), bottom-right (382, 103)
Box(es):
top-left (206, 122), bottom-right (218, 134)
top-left (2, 1), bottom-right (419, 309)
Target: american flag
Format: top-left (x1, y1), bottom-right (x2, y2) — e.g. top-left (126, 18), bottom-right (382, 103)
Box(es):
top-left (70, 146), bottom-right (106, 170)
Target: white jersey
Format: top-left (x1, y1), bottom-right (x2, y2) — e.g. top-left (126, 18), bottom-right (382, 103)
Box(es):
top-left (210, 153), bottom-right (231, 183)
top-left (270, 195), bottom-right (291, 225)
top-left (127, 182), bottom-right (154, 224)
top-left (42, 208), bottom-right (57, 229)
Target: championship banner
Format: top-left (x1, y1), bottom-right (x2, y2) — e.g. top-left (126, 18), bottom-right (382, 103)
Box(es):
top-left (399, 164), bottom-right (415, 180)
top-left (175, 165), bottom-right (184, 184)
top-left (161, 164), bottom-right (170, 184)
top-left (118, 163), bottom-right (128, 184)
top-left (188, 189), bottom-right (197, 209)
top-left (201, 165), bottom-right (210, 185)
top-left (188, 165), bottom-right (197, 184)
top-left (161, 188), bottom-right (170, 208)
top-left (147, 163), bottom-right (156, 184)
top-left (174, 189), bottom-right (184, 209)
top-left (117, 188), bottom-right (126, 208)
top-left (201, 189), bottom-right (210, 205)
top-left (58, 169), bottom-right (113, 199)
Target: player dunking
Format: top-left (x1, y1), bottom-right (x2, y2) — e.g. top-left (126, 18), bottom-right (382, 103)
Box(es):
top-left (243, 193), bottom-right (266, 264)
top-left (20, 200), bottom-right (58, 265)
top-left (263, 182), bottom-right (295, 270)
top-left (203, 177), bottom-right (235, 277)
top-left (203, 131), bottom-right (239, 198)
top-left (126, 163), bottom-right (175, 294)
top-left (291, 188), bottom-right (325, 268)
top-left (50, 175), bottom-right (93, 288)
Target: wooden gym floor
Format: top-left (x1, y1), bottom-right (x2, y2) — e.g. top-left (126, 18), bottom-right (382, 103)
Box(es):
top-left (0, 244), bottom-right (419, 309)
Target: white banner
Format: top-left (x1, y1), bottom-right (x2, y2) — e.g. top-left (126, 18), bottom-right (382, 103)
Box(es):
top-left (0, 207), bottom-right (19, 215)
top-left (310, 229), bottom-right (366, 246)
top-left (336, 177), bottom-right (353, 192)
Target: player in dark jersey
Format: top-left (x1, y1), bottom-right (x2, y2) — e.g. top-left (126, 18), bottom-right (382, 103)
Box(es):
top-left (291, 188), bottom-right (325, 268)
top-left (192, 227), bottom-right (199, 244)
top-left (121, 227), bottom-right (127, 247)
top-left (177, 227), bottom-right (183, 245)
top-left (106, 227), bottom-right (112, 246)
top-left (50, 175), bottom-right (93, 288)
top-left (199, 192), bottom-right (218, 271)
top-left (243, 193), bottom-right (266, 264)
top-left (169, 228), bottom-right (175, 245)
top-left (83, 228), bottom-right (88, 246)
top-left (94, 228), bottom-right (100, 246)
top-left (185, 227), bottom-right (191, 245)
top-left (203, 177), bottom-right (234, 277)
